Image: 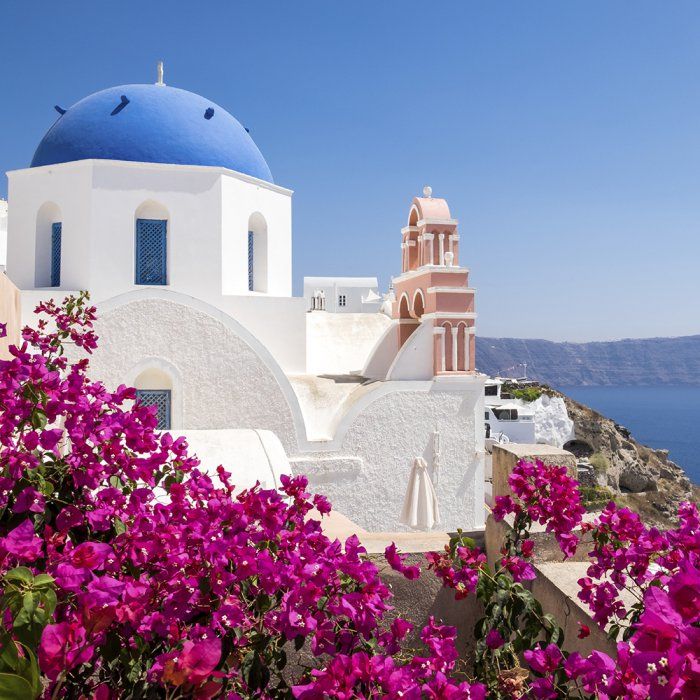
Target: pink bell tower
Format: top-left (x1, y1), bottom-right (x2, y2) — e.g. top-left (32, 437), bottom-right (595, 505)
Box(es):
top-left (392, 187), bottom-right (475, 376)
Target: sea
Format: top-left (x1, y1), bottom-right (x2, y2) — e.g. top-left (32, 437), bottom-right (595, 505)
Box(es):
top-left (559, 385), bottom-right (699, 486)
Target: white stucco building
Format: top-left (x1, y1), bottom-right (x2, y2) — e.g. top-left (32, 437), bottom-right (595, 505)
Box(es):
top-left (303, 276), bottom-right (383, 313)
top-left (2, 71), bottom-right (486, 532)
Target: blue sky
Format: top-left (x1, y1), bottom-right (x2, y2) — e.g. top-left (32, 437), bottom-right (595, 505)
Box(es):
top-left (2, 1), bottom-right (699, 341)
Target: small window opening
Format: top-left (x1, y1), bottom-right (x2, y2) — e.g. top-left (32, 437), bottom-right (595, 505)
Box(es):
top-left (248, 231), bottom-right (254, 291)
top-left (135, 219), bottom-right (167, 285)
top-left (51, 222), bottom-right (62, 287)
top-left (135, 389), bottom-right (171, 430)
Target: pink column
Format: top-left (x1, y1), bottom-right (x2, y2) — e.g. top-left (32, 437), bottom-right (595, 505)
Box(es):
top-left (462, 326), bottom-right (469, 370)
top-left (451, 327), bottom-right (458, 371)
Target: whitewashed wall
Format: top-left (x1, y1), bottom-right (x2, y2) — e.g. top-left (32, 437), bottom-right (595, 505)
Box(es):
top-left (84, 295), bottom-right (304, 454)
top-left (6, 160), bottom-right (292, 301)
top-left (292, 377), bottom-right (486, 532)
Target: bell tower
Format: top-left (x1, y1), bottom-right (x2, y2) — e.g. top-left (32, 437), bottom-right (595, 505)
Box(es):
top-left (392, 187), bottom-right (475, 375)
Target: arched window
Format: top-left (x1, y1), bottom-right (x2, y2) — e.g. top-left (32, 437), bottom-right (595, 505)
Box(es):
top-left (51, 223), bottom-right (62, 287)
top-left (398, 293), bottom-right (411, 319)
top-left (247, 212), bottom-right (268, 292)
top-left (442, 322), bottom-right (454, 371)
top-left (457, 322), bottom-right (468, 371)
top-left (135, 201), bottom-right (169, 286)
top-left (35, 202), bottom-right (62, 287)
top-left (412, 289), bottom-right (425, 318)
top-left (134, 367), bottom-right (173, 430)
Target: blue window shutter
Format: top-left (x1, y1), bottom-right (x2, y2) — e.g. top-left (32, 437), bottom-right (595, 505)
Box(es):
top-left (51, 222), bottom-right (62, 287)
top-left (135, 389), bottom-right (171, 430)
top-left (135, 219), bottom-right (167, 285)
top-left (248, 231), bottom-right (254, 291)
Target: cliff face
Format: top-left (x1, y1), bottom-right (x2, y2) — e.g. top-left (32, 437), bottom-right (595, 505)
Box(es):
top-left (557, 389), bottom-right (695, 527)
top-left (477, 335), bottom-right (700, 386)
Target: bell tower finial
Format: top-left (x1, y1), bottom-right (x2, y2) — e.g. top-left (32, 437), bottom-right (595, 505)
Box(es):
top-left (156, 61), bottom-right (165, 87)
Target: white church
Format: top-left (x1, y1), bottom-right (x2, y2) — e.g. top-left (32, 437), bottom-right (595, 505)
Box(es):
top-left (0, 68), bottom-right (486, 532)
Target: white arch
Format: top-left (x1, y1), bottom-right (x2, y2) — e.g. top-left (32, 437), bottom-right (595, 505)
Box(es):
top-left (126, 356), bottom-right (183, 429)
top-left (398, 292), bottom-right (411, 319)
top-left (135, 199), bottom-right (169, 220)
top-left (412, 288), bottom-right (425, 318)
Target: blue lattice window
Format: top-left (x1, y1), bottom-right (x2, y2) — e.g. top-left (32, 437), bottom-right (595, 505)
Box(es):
top-left (135, 219), bottom-right (167, 285)
top-left (248, 230), bottom-right (254, 291)
top-left (135, 389), bottom-right (171, 430)
top-left (51, 222), bottom-right (62, 287)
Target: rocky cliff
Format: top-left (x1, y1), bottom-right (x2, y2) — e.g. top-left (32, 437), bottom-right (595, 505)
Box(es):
top-left (477, 335), bottom-right (700, 386)
top-left (553, 388), bottom-right (696, 526)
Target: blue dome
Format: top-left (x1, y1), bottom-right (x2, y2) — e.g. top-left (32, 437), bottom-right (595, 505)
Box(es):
top-left (31, 84), bottom-right (273, 182)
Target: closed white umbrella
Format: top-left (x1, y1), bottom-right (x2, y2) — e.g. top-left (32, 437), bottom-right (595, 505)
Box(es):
top-left (400, 457), bottom-right (440, 530)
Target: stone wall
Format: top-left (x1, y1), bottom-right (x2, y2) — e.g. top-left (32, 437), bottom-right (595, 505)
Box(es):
top-left (486, 443), bottom-right (616, 657)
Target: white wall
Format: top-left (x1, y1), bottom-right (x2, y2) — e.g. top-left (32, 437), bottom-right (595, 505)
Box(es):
top-left (6, 160), bottom-right (293, 302)
top-left (221, 174), bottom-right (292, 297)
top-left (7, 164), bottom-right (93, 290)
top-left (306, 312), bottom-right (391, 375)
top-left (168, 429), bottom-right (291, 491)
top-left (291, 377), bottom-right (486, 532)
top-left (362, 322), bottom-right (400, 380)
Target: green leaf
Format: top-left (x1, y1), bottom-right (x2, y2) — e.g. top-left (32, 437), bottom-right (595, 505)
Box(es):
top-left (3, 569), bottom-right (33, 586)
top-left (32, 574), bottom-right (54, 590)
top-left (40, 588), bottom-right (57, 617)
top-left (1, 591), bottom-right (23, 616)
top-left (0, 635), bottom-right (18, 673)
top-left (21, 592), bottom-right (39, 617)
top-left (12, 606), bottom-right (45, 648)
top-left (0, 672), bottom-right (33, 699)
top-left (113, 518), bottom-right (127, 536)
top-left (14, 644), bottom-right (41, 697)
top-left (30, 410), bottom-right (47, 430)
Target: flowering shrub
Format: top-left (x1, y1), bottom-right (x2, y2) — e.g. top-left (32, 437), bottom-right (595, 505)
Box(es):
top-left (431, 458), bottom-right (700, 699)
top-left (0, 293), bottom-right (487, 697)
top-left (0, 294), bottom-right (698, 698)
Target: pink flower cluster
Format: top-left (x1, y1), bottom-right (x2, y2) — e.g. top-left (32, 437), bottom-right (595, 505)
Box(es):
top-left (293, 618), bottom-right (486, 699)
top-left (426, 545), bottom-right (486, 599)
top-left (492, 459), bottom-right (586, 558)
top-left (0, 293), bottom-right (487, 697)
top-left (558, 559), bottom-right (700, 699)
top-left (579, 500), bottom-right (700, 628)
top-left (517, 498), bottom-right (700, 699)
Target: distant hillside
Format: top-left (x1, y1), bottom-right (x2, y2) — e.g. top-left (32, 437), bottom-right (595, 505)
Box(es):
top-left (476, 335), bottom-right (700, 386)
